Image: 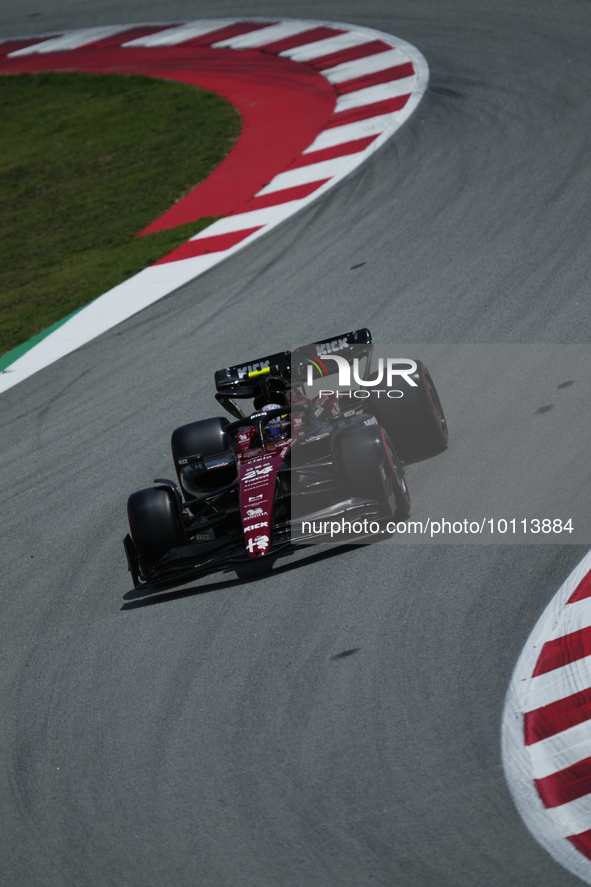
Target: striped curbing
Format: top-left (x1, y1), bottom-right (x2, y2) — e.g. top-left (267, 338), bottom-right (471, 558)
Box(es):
top-left (0, 18), bottom-right (429, 393)
top-left (503, 549), bottom-right (591, 882)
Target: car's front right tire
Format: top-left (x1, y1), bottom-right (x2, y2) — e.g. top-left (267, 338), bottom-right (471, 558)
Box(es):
top-left (171, 416), bottom-right (235, 497)
top-left (335, 424), bottom-right (411, 521)
top-left (368, 360), bottom-right (448, 463)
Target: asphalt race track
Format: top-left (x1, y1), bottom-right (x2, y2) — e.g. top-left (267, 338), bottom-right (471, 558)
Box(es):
top-left (1, 1), bottom-right (591, 885)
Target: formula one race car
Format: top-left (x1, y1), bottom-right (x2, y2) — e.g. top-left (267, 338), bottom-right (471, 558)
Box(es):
top-left (123, 328), bottom-right (448, 590)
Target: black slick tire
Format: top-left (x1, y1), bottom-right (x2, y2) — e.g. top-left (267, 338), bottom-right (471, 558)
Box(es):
top-left (127, 487), bottom-right (184, 577)
top-left (171, 417), bottom-right (234, 496)
top-left (369, 360), bottom-right (448, 463)
top-left (335, 424), bottom-right (411, 521)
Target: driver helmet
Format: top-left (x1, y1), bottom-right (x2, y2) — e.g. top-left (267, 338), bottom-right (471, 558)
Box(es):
top-left (260, 403), bottom-right (290, 439)
top-left (252, 376), bottom-right (290, 439)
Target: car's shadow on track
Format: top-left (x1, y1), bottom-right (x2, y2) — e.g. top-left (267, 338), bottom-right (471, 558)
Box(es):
top-left (120, 543), bottom-right (359, 610)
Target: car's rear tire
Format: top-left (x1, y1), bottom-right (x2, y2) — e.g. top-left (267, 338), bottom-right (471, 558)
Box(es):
top-left (368, 360), bottom-right (448, 463)
top-left (335, 424), bottom-right (411, 521)
top-left (171, 417), bottom-right (235, 497)
top-left (127, 487), bottom-right (184, 577)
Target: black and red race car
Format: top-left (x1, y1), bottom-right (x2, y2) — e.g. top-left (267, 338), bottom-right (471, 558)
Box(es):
top-left (123, 328), bottom-right (448, 589)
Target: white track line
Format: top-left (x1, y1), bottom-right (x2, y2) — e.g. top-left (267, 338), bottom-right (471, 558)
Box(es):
top-left (0, 18), bottom-right (429, 393)
top-left (3, 256), bottom-right (233, 357)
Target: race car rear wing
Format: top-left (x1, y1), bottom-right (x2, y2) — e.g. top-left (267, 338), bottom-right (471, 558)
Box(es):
top-left (214, 328), bottom-right (373, 412)
top-left (291, 328), bottom-right (373, 383)
top-left (215, 350), bottom-right (291, 397)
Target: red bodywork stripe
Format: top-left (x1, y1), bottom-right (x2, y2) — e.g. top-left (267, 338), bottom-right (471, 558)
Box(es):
top-left (380, 428), bottom-right (396, 474)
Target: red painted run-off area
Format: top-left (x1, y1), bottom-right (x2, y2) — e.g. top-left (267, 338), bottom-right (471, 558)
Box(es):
top-left (0, 33), bottom-right (337, 236)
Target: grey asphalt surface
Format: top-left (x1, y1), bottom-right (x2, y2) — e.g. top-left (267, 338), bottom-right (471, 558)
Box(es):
top-left (1, 1), bottom-right (591, 885)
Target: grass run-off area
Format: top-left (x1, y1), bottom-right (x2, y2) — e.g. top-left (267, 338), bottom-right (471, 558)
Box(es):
top-left (0, 71), bottom-right (241, 360)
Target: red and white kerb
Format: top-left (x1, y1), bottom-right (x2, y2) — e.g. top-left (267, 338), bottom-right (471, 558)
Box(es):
top-left (0, 18), bottom-right (428, 393)
top-left (503, 550), bottom-right (591, 883)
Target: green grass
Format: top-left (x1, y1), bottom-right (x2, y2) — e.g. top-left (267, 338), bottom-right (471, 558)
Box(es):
top-left (0, 71), bottom-right (241, 358)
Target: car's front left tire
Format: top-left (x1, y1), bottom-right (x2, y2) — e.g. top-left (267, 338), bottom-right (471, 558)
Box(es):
top-left (127, 487), bottom-right (184, 577)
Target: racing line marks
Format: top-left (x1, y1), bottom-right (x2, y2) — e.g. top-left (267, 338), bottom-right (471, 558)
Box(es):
top-left (503, 550), bottom-right (591, 883)
top-left (0, 17), bottom-right (428, 391)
